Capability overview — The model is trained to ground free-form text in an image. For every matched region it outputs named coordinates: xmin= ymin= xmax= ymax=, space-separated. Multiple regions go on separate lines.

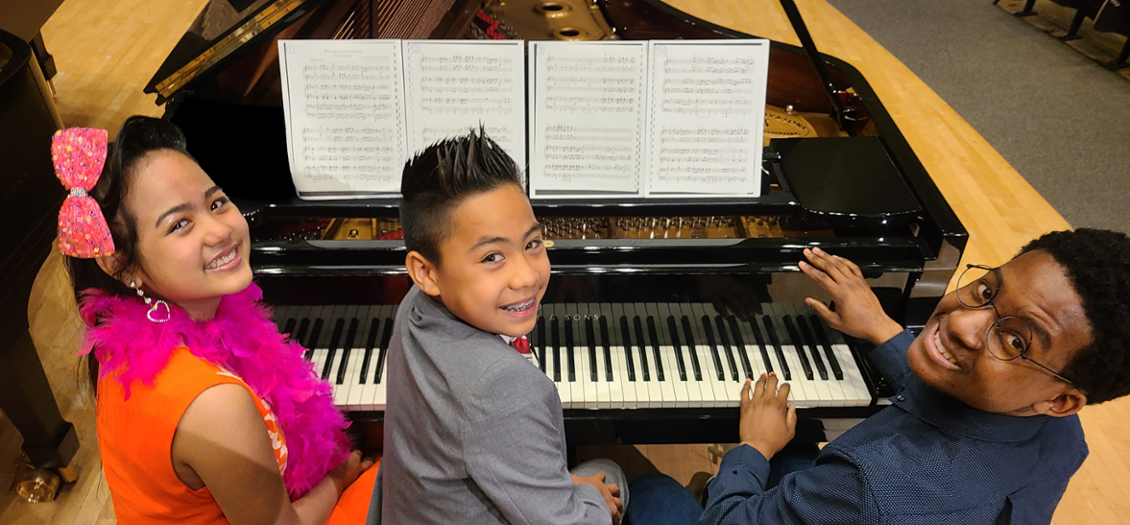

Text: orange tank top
xmin=97 ymin=346 xmax=288 ymax=525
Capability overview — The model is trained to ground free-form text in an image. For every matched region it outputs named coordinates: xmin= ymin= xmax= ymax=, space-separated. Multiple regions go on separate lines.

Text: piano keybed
xmin=274 ymin=301 xmax=877 ymax=414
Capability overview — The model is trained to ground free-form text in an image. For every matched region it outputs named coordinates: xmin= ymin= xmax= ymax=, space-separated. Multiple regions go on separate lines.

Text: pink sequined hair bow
xmin=52 ymin=128 xmax=115 ymax=258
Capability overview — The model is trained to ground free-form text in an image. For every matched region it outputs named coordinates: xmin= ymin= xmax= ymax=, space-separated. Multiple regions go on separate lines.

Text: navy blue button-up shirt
xmin=701 ymin=330 xmax=1087 ymax=524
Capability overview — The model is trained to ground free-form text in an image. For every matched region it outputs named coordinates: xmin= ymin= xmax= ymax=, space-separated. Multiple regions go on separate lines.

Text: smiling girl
xmin=59 ymin=117 xmax=376 ymax=525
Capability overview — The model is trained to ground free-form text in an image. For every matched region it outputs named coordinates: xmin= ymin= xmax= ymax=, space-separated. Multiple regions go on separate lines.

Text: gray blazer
xmin=375 ymin=286 xmax=611 ymax=525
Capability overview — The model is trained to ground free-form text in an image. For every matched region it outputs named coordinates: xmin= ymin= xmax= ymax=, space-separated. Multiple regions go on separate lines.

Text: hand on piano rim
xmin=799 ymin=247 xmax=905 ymax=346
xmin=738 ymin=373 xmax=797 ymax=462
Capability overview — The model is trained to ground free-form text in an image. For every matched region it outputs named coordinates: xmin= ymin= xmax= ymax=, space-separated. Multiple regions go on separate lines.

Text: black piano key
xmin=646 ymin=317 xmax=664 ymax=382
xmin=619 ymin=316 xmax=636 ymax=382
xmin=337 ymin=318 xmax=360 ymax=385
xmin=633 ymin=316 xmax=651 ymax=382
xmin=701 ymin=315 xmax=725 ymax=381
xmin=681 ymin=316 xmax=703 ymax=381
xmin=726 ymin=316 xmax=754 ymax=380
xmin=552 ymin=316 xmax=562 ymax=382
xmin=537 ymin=316 xmax=548 ymax=374
xmin=667 ymin=317 xmax=687 ymax=381
xmin=782 ymin=316 xmax=813 ymax=381
xmin=297 ymin=318 xmax=313 ymax=360
xmin=809 ymin=315 xmax=844 ymax=380
xmin=323 ymin=318 xmax=345 ymax=380
xmin=748 ymin=317 xmax=774 ymax=375
xmin=282 ymin=318 xmax=296 ymax=341
xmin=761 ymin=316 xmax=791 ymax=381
xmin=715 ymin=316 xmax=739 ymax=381
xmin=599 ymin=316 xmax=613 ymax=382
xmin=585 ymin=318 xmax=598 ymax=382
xmin=375 ymin=316 xmax=394 ymax=383
xmin=796 ymin=316 xmax=828 ymax=381
xmin=359 ymin=318 xmax=380 ymax=385
xmin=565 ymin=318 xmax=576 ymax=382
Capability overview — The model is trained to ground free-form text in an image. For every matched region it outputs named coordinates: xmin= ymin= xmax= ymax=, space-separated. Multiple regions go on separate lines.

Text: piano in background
xmin=144 ymin=0 xmax=968 ymax=445
xmin=0 ymin=27 xmax=76 ymax=470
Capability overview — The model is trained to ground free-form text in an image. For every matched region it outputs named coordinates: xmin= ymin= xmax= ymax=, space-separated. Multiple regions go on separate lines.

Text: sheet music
xmin=646 ymin=40 xmax=769 ymax=197
xmin=402 ymin=40 xmax=526 ymax=171
xmin=528 ymin=41 xmax=647 ymax=198
xmin=279 ymin=40 xmax=407 ymax=199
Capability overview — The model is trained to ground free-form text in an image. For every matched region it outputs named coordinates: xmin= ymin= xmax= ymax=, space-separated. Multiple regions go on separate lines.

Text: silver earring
xmin=132 ymin=281 xmax=170 ymax=323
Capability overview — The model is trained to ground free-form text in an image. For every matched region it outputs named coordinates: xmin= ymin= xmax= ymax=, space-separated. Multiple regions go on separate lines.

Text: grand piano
xmin=144 ymin=0 xmax=968 ymax=445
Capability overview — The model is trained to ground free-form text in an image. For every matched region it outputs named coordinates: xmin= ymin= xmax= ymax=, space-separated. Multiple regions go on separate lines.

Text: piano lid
xmin=144 ymin=0 xmax=463 ymax=104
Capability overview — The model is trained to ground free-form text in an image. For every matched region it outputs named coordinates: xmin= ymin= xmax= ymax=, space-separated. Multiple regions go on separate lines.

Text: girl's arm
xmin=171 ymin=384 xmax=366 ymax=525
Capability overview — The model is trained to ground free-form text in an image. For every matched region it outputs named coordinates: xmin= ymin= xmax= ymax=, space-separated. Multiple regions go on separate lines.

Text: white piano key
xmin=611 ymin=303 xmax=641 ymax=409
xmin=687 ymin=303 xmax=733 ymax=407
xmin=786 ymin=304 xmax=847 ymax=407
xmin=587 ymin=303 xmax=613 ymax=410
xmin=598 ymin=304 xmax=626 ymax=409
xmin=630 ymin=303 xmax=665 ymax=409
xmin=659 ymin=303 xmax=700 ymax=408
xmin=644 ymin=303 xmax=679 ymax=409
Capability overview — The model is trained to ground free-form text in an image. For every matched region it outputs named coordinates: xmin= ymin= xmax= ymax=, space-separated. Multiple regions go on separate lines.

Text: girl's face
xmin=121 ymin=150 xmax=252 ymax=320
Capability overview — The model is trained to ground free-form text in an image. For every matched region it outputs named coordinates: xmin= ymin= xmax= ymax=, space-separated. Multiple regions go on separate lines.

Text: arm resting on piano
xmin=701 ymin=445 xmax=873 ymax=524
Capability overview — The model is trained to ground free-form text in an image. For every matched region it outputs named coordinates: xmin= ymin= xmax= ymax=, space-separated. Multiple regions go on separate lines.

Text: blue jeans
xmin=623 ymin=474 xmax=703 ymax=525
xmin=623 ymin=443 xmax=820 ymax=525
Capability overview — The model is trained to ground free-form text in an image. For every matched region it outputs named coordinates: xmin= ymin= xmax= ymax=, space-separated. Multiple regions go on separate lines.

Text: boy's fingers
xmin=765 ymin=372 xmax=779 ymax=393
xmin=786 ymin=404 xmax=798 ymax=429
xmin=594 ymin=472 xmax=606 ymax=482
xmin=607 ymin=483 xmax=620 ymax=497
xmin=741 ymin=378 xmax=753 ymax=403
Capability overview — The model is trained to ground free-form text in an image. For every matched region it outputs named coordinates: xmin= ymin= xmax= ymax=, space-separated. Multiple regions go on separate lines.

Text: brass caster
xmin=15 ymin=468 xmax=61 ymax=503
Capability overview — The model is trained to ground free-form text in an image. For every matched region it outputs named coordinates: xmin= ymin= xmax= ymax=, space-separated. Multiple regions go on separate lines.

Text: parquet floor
xmin=1 ymin=0 xmax=1126 ymax=522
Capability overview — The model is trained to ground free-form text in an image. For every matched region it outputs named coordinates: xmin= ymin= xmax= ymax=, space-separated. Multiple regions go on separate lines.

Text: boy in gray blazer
xmin=375 ymin=130 xmax=627 ymax=525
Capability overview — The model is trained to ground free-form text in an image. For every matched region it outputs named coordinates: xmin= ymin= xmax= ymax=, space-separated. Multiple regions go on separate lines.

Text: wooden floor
xmin=1 ymin=0 xmax=1127 ymax=522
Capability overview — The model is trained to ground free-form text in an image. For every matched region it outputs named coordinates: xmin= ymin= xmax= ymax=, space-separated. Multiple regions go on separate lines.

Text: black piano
xmin=145 ymin=0 xmax=968 ymax=446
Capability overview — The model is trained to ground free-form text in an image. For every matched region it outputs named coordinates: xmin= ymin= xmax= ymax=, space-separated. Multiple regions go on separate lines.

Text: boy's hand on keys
xmin=572 ymin=471 xmax=623 ymax=524
xmin=739 ymin=374 xmax=797 ymax=461
xmin=799 ymin=247 xmax=904 ymax=346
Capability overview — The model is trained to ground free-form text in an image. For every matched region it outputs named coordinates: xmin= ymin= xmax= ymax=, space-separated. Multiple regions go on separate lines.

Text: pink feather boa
xmin=79 ymin=283 xmax=351 ymax=499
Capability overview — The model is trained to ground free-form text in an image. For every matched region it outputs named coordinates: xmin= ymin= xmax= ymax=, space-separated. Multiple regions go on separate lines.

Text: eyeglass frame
xmin=956 ymin=264 xmax=1078 ymax=388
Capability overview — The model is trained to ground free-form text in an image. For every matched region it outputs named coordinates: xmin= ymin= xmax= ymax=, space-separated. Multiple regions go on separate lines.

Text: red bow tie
xmin=510 ymin=336 xmax=531 ymax=354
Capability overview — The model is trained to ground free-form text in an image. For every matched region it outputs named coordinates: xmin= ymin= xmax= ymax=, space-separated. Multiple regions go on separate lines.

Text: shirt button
xmin=896 ymin=395 xmax=905 ymax=401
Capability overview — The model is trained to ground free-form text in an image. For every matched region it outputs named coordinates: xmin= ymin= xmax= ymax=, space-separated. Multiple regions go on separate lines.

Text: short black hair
xmin=1020 ymin=228 xmax=1130 ymax=404
xmin=399 ymin=128 xmax=523 ymax=266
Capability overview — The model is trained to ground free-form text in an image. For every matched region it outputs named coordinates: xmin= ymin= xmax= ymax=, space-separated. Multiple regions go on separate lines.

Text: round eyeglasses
xmin=955 ymin=264 xmax=1077 ymax=387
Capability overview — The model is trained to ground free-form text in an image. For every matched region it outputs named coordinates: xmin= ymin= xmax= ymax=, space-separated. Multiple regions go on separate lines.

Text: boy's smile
xmin=418 ymin=184 xmax=550 ymax=338
xmin=907 ymin=251 xmax=1091 ymax=415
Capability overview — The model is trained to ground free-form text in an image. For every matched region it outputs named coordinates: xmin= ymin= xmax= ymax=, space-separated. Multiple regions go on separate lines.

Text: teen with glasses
xmin=625 ymin=229 xmax=1130 ymax=525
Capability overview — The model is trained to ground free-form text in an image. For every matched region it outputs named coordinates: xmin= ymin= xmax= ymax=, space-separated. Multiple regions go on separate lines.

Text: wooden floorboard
xmin=2 ymin=0 xmax=1125 ymax=522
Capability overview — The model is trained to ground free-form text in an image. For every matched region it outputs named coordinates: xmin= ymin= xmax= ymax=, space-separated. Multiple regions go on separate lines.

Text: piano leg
xmin=0 ymin=330 xmax=78 ymax=469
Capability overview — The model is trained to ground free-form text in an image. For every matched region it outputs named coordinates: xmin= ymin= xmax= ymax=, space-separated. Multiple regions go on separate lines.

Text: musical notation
xmin=530 ymin=41 xmax=648 ymax=197
xmin=647 ymin=41 xmax=768 ymax=195
xmin=280 ymin=40 xmax=407 ymax=198
xmin=403 ymin=41 xmax=526 ymax=169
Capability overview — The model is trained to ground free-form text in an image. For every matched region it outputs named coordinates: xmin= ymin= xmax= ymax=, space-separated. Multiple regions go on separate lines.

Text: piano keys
xmin=276 ymin=301 xmax=881 ymax=415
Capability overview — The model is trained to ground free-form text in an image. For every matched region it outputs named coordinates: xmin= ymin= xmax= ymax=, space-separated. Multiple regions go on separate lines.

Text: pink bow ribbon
xmin=52 ymin=128 xmax=115 ymax=258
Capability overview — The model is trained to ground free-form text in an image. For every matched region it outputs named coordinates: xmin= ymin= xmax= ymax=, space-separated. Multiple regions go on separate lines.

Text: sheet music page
xmin=528 ymin=41 xmax=647 ymax=199
xmin=402 ymin=40 xmax=526 ymax=171
xmin=646 ymin=40 xmax=770 ymax=197
xmin=278 ymin=39 xmax=407 ymax=200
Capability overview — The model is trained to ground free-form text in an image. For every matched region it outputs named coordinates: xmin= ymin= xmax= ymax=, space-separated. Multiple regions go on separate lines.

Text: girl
xmin=58 ymin=116 xmax=377 ymax=525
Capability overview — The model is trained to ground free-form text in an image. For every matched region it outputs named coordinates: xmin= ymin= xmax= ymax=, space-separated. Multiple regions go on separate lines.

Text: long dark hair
xmin=65 ymin=116 xmax=193 ymax=392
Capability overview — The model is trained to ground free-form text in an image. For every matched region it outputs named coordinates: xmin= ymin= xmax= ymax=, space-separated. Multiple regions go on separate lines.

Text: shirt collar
xmin=894 ymin=375 xmax=1049 ymax=443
